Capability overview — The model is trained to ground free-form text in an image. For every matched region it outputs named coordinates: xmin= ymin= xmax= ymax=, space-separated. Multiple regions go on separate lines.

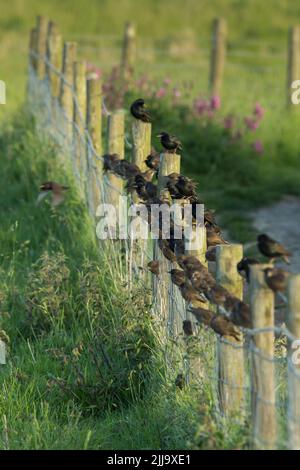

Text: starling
xmin=130 ymin=98 xmax=151 ymax=123
xmin=257 ymin=234 xmax=291 ymax=264
xmin=175 ymin=373 xmax=185 ymax=389
xmin=183 ymin=320 xmax=194 ymax=336
xmin=147 ymin=260 xmax=160 ymax=276
xmin=190 ymin=268 xmax=215 ymax=292
xmin=210 ymin=315 xmax=241 ymax=341
xmin=169 ymin=268 xmax=185 ymax=287
xmin=180 ymin=282 xmax=207 ymax=304
xmin=229 ymin=300 xmax=251 ymax=328
xmin=206 ymin=284 xmax=228 ymax=307
xmin=157 ymin=132 xmax=182 ymax=154
xmin=264 ymin=267 xmax=289 ymax=293
xmin=113 ymin=160 xmax=141 ymax=179
xmin=205 ymin=247 xmax=217 ymax=262
xmin=188 ymin=306 xmax=214 ymax=326
xmin=177 ymin=254 xmax=203 ymax=272
xmin=206 ymin=225 xmax=229 ymax=247
xmin=103 ymin=153 xmax=120 ymax=172
xmin=145 ymin=147 xmax=160 ymax=171
xmin=237 ymin=257 xmax=260 ymax=282
xmin=165 ymin=173 xmax=197 ymax=199
xmin=204 ymin=209 xmax=217 ymax=227
xmin=126 ymin=174 xmax=157 ymax=201
xmin=37 ymin=182 xmax=69 ymax=207
xmin=158 ymin=238 xmax=177 ymax=262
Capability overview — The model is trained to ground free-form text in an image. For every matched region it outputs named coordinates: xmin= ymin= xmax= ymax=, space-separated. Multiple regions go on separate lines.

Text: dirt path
xmin=251 ymin=195 xmax=300 ymax=273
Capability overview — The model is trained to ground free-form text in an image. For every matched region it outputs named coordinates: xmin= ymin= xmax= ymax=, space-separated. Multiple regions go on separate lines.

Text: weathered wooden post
xmin=287 ymin=274 xmax=300 ymax=450
xmin=29 ymin=28 xmax=38 ymax=72
xmin=86 ymin=77 xmax=103 ymax=216
xmin=36 ymin=15 xmax=48 ymax=80
xmin=107 ymin=110 xmax=125 ymax=210
xmin=216 ymin=244 xmax=245 ymax=416
xmin=287 ymin=26 xmax=300 ymax=107
xmin=209 ymin=18 xmax=227 ymax=98
xmin=250 ymin=264 xmax=276 ymax=449
xmin=46 ymin=22 xmax=62 ymax=98
xmin=155 ymin=153 xmax=181 ymax=338
xmin=59 ymin=42 xmax=77 ymax=143
xmin=73 ymin=61 xmax=87 ymax=189
xmin=121 ymin=22 xmax=136 ymax=82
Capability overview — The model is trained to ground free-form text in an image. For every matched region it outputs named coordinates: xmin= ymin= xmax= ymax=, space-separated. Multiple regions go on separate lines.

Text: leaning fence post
xmin=46 ymin=22 xmax=62 ymax=99
xmin=250 ymin=264 xmax=276 ymax=449
xmin=59 ymin=42 xmax=77 ymax=143
xmin=209 ymin=18 xmax=226 ymax=98
xmin=86 ymin=77 xmax=103 ymax=217
xmin=73 ymin=61 xmax=87 ymax=190
xmin=287 ymin=274 xmax=300 ymax=450
xmin=121 ymin=22 xmax=136 ymax=82
xmin=216 ymin=244 xmax=245 ymax=416
xmin=287 ymin=26 xmax=300 ymax=107
xmin=36 ymin=15 xmax=48 ymax=80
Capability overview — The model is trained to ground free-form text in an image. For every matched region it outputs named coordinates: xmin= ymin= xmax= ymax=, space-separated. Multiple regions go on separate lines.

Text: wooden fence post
xmin=86 ymin=77 xmax=103 ymax=216
xmin=59 ymin=42 xmax=77 ymax=143
xmin=209 ymin=18 xmax=226 ymax=97
xmin=287 ymin=274 xmax=300 ymax=450
xmin=155 ymin=153 xmax=181 ymax=338
xmin=36 ymin=15 xmax=48 ymax=80
xmin=29 ymin=28 xmax=37 ymax=72
xmin=46 ymin=22 xmax=62 ymax=98
xmin=121 ymin=22 xmax=136 ymax=81
xmin=107 ymin=110 xmax=125 ymax=211
xmin=287 ymin=26 xmax=300 ymax=107
xmin=73 ymin=61 xmax=87 ymax=192
xmin=250 ymin=264 xmax=276 ymax=449
xmin=216 ymin=244 xmax=245 ymax=416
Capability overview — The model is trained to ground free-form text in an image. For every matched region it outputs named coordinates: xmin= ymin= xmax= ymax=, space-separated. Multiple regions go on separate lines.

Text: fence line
xmin=24 ymin=15 xmax=300 ymax=450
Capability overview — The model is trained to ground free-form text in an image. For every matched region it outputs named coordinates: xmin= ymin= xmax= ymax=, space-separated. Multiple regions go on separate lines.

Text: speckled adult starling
xmin=130 ymin=98 xmax=151 ymax=122
xmin=145 ymin=147 xmax=160 ymax=171
xmin=113 ymin=160 xmax=141 ymax=179
xmin=166 ymin=173 xmax=197 ymax=199
xmin=37 ymin=182 xmax=69 ymax=207
xmin=206 ymin=225 xmax=229 ymax=248
xmin=188 ymin=306 xmax=214 ymax=326
xmin=263 ymin=267 xmax=290 ymax=293
xmin=237 ymin=257 xmax=260 ymax=282
xmin=210 ymin=315 xmax=241 ymax=341
xmin=257 ymin=234 xmax=291 ymax=264
xmin=147 ymin=260 xmax=160 ymax=276
xmin=103 ymin=153 xmax=120 ymax=172
xmin=157 ymin=132 xmax=182 ymax=153
xmin=169 ymin=268 xmax=185 ymax=287
xmin=183 ymin=320 xmax=194 ymax=336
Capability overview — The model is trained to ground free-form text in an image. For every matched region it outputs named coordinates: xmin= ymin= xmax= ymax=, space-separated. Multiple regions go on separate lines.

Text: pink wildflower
xmin=210 ymin=95 xmax=221 ymax=110
xmin=155 ymin=87 xmax=167 ymax=99
xmin=253 ymin=140 xmax=264 ymax=154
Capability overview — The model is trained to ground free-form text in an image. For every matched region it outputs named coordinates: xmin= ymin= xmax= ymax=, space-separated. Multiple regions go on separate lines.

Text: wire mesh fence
xmin=24 ymin=15 xmax=300 ymax=450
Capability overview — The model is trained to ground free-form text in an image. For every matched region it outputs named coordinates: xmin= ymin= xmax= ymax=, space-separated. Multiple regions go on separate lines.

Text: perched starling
xmin=169 ymin=268 xmax=185 ymax=287
xmin=183 ymin=320 xmax=194 ymax=336
xmin=158 ymin=238 xmax=177 ymax=262
xmin=37 ymin=182 xmax=69 ymax=207
xmin=175 ymin=373 xmax=185 ymax=389
xmin=126 ymin=174 xmax=157 ymax=201
xmin=204 ymin=209 xmax=217 ymax=227
xmin=210 ymin=315 xmax=241 ymax=341
xmin=264 ymin=267 xmax=289 ymax=293
xmin=157 ymin=132 xmax=182 ymax=154
xmin=130 ymin=98 xmax=151 ymax=123
xmin=177 ymin=254 xmax=203 ymax=272
xmin=229 ymin=300 xmax=251 ymax=328
xmin=113 ymin=160 xmax=141 ymax=179
xmin=166 ymin=173 xmax=197 ymax=199
xmin=237 ymin=257 xmax=260 ymax=282
xmin=145 ymin=147 xmax=160 ymax=171
xmin=103 ymin=153 xmax=120 ymax=172
xmin=205 ymin=247 xmax=217 ymax=262
xmin=257 ymin=234 xmax=291 ymax=264
xmin=206 ymin=285 xmax=228 ymax=306
xmin=190 ymin=269 xmax=215 ymax=292
xmin=180 ymin=282 xmax=207 ymax=304
xmin=188 ymin=306 xmax=214 ymax=326
xmin=206 ymin=225 xmax=229 ymax=248
xmin=147 ymin=260 xmax=160 ymax=276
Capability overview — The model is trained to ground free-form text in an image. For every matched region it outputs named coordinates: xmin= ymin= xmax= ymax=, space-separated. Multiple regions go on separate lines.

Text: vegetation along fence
xmin=20 ymin=15 xmax=300 ymax=450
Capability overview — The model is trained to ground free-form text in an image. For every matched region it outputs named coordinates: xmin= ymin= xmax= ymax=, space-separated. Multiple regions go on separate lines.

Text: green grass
xmin=0 ymin=109 xmax=250 ymax=449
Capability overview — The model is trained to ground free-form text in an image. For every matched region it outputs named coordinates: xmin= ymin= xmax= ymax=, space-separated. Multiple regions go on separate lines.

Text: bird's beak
xmin=156 ymin=133 xmax=162 ymax=138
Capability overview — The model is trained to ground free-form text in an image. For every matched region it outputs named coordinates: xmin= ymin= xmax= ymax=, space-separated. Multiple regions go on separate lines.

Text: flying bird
xmin=157 ymin=132 xmax=182 ymax=153
xmin=37 ymin=182 xmax=69 ymax=207
xmin=257 ymin=234 xmax=291 ymax=264
xmin=130 ymin=98 xmax=151 ymax=123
